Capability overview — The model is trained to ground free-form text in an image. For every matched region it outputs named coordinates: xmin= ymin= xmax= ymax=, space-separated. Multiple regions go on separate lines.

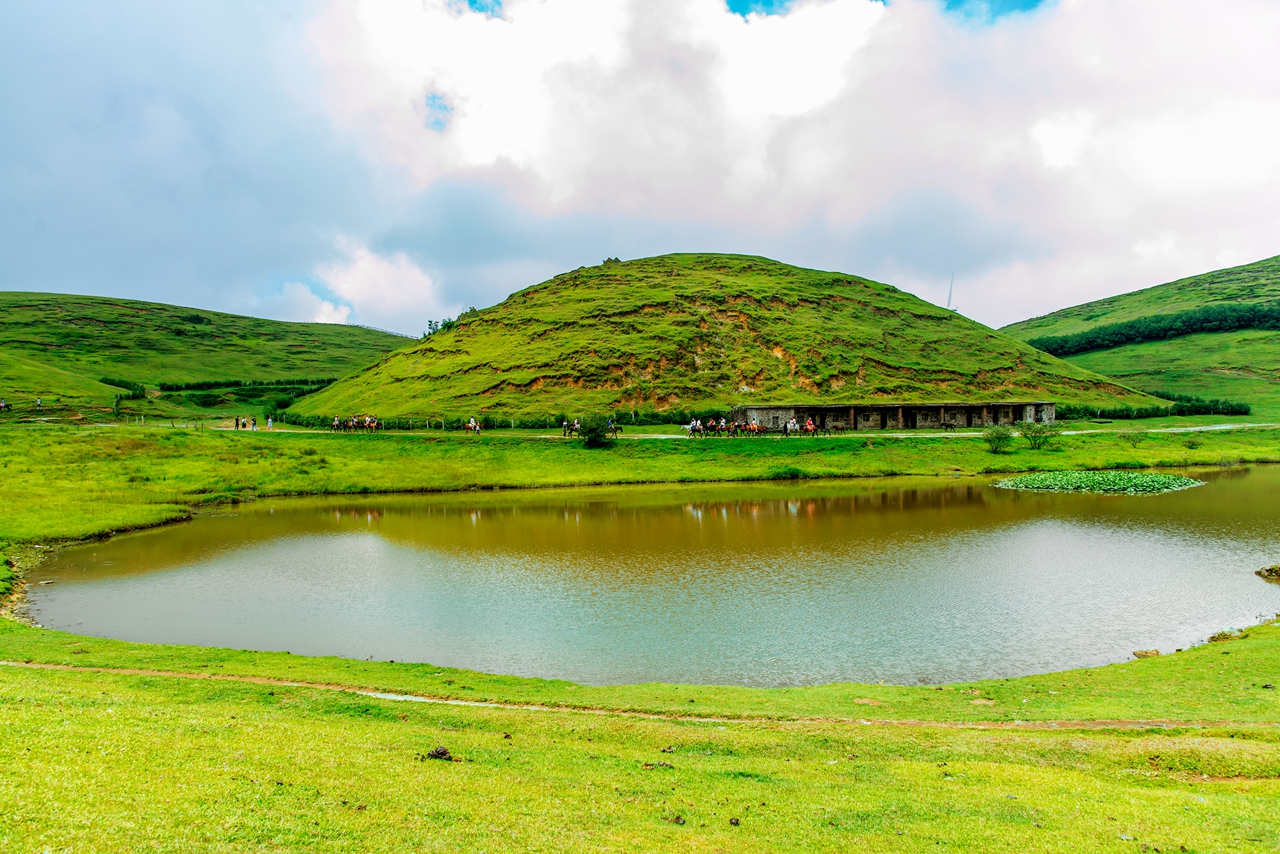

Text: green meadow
xmin=0 ymin=291 xmax=408 ymax=420
xmin=1003 ymin=255 xmax=1280 ymax=420
xmin=2 ymin=423 xmax=1280 ymax=851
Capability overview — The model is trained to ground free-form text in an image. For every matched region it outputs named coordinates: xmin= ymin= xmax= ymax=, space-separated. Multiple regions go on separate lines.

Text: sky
xmin=2 ymin=0 xmax=1278 ymax=335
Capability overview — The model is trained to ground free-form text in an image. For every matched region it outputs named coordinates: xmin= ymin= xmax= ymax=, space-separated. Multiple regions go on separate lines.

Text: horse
xmin=940 ymin=422 xmax=957 ymax=432
xmin=606 ymin=423 xmax=623 ymax=439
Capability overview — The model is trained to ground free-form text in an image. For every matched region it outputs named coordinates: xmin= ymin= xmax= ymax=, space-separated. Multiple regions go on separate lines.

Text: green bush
xmin=1116 ymin=427 xmax=1147 ymax=449
xmin=1017 ymin=420 xmax=1062 ymax=450
xmin=983 ymin=424 xmax=1013 ymax=454
xmin=580 ymin=414 xmax=612 ymax=448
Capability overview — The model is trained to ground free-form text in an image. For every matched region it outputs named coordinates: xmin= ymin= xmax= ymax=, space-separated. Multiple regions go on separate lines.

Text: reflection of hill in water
xmin=36 ymin=467 xmax=1278 ymax=588
xmin=27 ymin=467 xmax=1280 ymax=687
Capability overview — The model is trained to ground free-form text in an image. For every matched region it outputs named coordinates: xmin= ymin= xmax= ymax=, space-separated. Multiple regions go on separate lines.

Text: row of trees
xmin=1027 ymin=303 xmax=1280 ymax=357
xmin=157 ymin=377 xmax=336 ymax=392
xmin=1057 ymin=394 xmax=1250 ymax=421
xmin=269 ymin=408 xmax=736 ymax=431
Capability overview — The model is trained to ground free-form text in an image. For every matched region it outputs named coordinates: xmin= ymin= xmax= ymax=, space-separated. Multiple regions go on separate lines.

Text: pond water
xmin=27 ymin=467 xmax=1280 ymax=687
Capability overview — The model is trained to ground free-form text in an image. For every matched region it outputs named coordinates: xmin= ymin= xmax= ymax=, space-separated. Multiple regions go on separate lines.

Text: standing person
xmin=251 ymin=417 xmax=258 ymax=431
xmin=267 ymin=415 xmax=273 ymax=430
xmin=36 ymin=397 xmax=42 ymax=409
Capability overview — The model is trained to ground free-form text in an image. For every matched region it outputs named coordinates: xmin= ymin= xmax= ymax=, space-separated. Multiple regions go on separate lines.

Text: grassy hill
xmin=1002 ymin=255 xmax=1280 ymax=418
xmin=0 ymin=292 xmax=409 ymax=418
xmin=294 ymin=253 xmax=1154 ymax=421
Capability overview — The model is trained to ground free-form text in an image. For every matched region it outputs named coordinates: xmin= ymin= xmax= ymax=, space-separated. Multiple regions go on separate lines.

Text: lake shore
xmin=3 ymin=423 xmax=1280 ymax=851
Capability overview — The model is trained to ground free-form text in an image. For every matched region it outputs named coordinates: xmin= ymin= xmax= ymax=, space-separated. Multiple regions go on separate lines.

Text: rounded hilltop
xmin=294 ymin=253 xmax=1156 ymax=419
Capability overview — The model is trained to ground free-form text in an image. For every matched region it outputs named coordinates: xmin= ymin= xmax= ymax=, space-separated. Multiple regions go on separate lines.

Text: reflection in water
xmin=28 ymin=469 xmax=1280 ymax=686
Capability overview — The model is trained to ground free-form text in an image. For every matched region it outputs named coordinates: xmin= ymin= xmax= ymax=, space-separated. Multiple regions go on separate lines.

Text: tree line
xmin=1057 ymin=392 xmax=1250 ymax=421
xmin=157 ymin=378 xmax=336 ymax=392
xmin=1027 ymin=303 xmax=1280 ymax=357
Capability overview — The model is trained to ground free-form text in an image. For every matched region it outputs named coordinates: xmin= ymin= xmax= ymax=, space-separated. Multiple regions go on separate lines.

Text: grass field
xmin=1003 ymin=255 xmax=1280 ymax=340
xmin=3 ymin=421 xmax=1280 ymax=542
xmin=3 ymin=424 xmax=1280 ymax=851
xmin=0 ymin=292 xmax=409 ymax=419
xmin=1067 ymin=330 xmax=1280 ymax=419
xmin=1001 ymin=256 xmax=1280 ymax=419
xmin=296 ymin=254 xmax=1155 ymax=421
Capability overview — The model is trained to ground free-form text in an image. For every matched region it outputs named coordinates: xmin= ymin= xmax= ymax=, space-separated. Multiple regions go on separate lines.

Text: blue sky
xmin=2 ymin=0 xmax=1277 ymax=333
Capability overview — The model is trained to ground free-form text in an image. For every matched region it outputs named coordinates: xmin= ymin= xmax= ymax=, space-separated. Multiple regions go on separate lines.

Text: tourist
xmin=36 ymin=397 xmax=42 ymax=409
xmin=266 ymin=416 xmax=273 ymax=430
xmin=251 ymin=417 xmax=258 ymax=431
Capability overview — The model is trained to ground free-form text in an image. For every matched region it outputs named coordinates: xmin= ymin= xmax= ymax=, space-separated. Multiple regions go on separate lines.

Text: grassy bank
xmin=4 ymin=422 xmax=1280 ymax=542
xmin=3 ymin=423 xmax=1280 ymax=851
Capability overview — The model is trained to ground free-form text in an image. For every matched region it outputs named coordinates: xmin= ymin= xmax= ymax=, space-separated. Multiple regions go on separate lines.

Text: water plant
xmin=994 ymin=470 xmax=1204 ymax=495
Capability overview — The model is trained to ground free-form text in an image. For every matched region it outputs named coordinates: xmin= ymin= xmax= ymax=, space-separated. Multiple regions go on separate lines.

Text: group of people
xmin=682 ymin=416 xmax=837 ymax=437
xmin=684 ymin=417 xmax=767 ymax=437
xmin=234 ymin=416 xmax=268 ymax=430
xmin=331 ymin=415 xmax=381 ymax=432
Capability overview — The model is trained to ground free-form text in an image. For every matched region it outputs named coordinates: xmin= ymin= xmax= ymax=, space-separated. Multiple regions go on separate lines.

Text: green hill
xmin=0 ymin=292 xmax=409 ymax=418
xmin=1001 ymin=255 xmax=1280 ymax=418
xmin=294 ymin=253 xmax=1154 ymax=421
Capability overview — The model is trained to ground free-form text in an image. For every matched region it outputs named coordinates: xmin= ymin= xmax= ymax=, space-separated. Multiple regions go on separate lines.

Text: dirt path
xmin=3 ymin=659 xmax=1275 ymax=731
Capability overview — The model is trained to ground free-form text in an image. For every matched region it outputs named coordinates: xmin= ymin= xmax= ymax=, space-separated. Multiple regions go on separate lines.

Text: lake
xmin=26 ymin=467 xmax=1280 ymax=687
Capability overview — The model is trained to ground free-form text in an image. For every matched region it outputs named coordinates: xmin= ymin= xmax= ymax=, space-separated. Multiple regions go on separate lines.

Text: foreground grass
xmin=3 ymin=423 xmax=1280 ymax=850
xmin=1 ymin=621 xmax=1279 ymax=852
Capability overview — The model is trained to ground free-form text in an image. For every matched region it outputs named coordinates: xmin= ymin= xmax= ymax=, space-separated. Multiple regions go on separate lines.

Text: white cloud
xmin=256 ymin=281 xmax=352 ymax=325
xmin=315 ymin=237 xmax=458 ymax=333
xmin=309 ymin=0 xmax=1280 ymax=326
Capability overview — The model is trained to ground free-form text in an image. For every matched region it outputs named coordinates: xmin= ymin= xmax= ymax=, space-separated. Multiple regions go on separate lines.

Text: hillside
xmin=0 ymin=292 xmax=409 ymax=417
xmin=294 ymin=254 xmax=1154 ymax=420
xmin=1003 ymin=254 xmax=1280 ymax=340
xmin=1001 ymin=255 xmax=1280 ymax=418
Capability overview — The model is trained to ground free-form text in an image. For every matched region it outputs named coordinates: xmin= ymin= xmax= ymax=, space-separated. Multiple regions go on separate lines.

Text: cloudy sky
xmin=2 ymin=0 xmax=1278 ymax=335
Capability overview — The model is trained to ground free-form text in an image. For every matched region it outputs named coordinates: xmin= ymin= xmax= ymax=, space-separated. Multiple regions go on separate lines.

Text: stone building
xmin=730 ymin=401 xmax=1055 ymax=431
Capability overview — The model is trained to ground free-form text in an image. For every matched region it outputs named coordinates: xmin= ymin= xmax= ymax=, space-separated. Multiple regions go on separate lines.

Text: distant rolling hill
xmin=1002 ymin=255 xmax=1280 ymax=418
xmin=0 ymin=292 xmax=409 ymax=418
xmin=293 ymin=253 xmax=1154 ymax=421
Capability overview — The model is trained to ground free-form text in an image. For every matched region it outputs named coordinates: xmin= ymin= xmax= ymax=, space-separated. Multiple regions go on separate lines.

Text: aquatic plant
xmin=994 ymin=470 xmax=1204 ymax=495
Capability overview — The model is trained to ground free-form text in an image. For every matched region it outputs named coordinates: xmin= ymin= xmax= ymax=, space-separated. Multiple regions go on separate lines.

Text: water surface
xmin=28 ymin=468 xmax=1280 ymax=686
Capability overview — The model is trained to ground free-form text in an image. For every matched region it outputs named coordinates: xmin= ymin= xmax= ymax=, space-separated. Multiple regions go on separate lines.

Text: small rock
xmin=425 ymin=746 xmax=452 ymax=761
xmin=669 ymin=815 xmax=685 ymax=825
xmin=1132 ymin=649 xmax=1160 ymax=659
xmin=1263 ymin=684 xmax=1275 ymax=690
xmin=503 ymin=732 xmax=512 ymax=739
xmin=730 ymin=817 xmax=740 ymax=826
xmin=660 ymin=746 xmax=674 ymax=753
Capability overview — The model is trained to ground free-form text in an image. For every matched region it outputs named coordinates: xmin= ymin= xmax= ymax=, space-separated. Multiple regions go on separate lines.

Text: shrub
xmin=580 ymin=414 xmax=612 ymax=448
xmin=1016 ymin=420 xmax=1062 ymax=450
xmin=983 ymin=424 xmax=1013 ymax=454
xmin=1116 ymin=427 xmax=1147 ymax=449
